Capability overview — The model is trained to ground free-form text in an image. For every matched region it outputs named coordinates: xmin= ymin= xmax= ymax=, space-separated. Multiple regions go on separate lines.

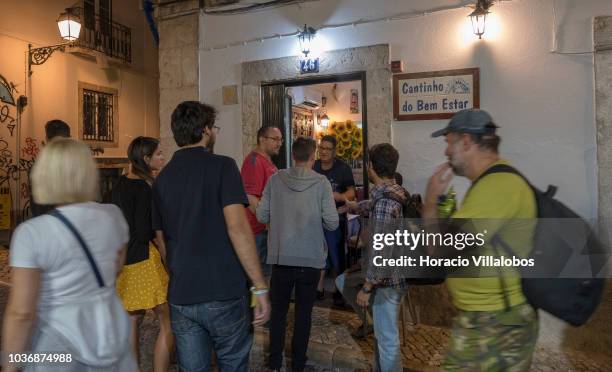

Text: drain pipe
xmin=143 ymin=0 xmax=159 ymax=47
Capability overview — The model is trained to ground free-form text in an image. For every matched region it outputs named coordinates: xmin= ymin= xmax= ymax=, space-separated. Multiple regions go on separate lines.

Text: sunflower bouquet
xmin=326 ymin=119 xmax=362 ymax=161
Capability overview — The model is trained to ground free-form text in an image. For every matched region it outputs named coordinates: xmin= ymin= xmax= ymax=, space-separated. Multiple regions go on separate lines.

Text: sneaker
xmin=351 ymin=324 xmax=374 ymax=339
xmin=316 ymin=290 xmax=324 ymax=300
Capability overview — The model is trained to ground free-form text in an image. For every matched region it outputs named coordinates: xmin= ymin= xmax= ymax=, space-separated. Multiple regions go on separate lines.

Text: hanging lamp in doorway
xmin=319 ymin=94 xmax=329 ymax=131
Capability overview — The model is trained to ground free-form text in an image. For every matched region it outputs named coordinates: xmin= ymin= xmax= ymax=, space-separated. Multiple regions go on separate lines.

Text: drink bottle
xmin=437 ymin=186 xmax=456 ymax=218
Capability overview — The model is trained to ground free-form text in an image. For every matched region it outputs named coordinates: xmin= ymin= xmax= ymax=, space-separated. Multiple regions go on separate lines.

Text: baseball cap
xmin=431 ymin=109 xmax=498 ymax=138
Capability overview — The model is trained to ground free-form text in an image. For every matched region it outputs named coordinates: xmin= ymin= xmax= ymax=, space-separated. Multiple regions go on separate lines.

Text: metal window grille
xmin=82 ymin=89 xmax=114 ymax=142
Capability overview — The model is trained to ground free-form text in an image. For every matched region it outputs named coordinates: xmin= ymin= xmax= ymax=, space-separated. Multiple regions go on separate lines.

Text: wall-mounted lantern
xmin=469 ymin=0 xmax=493 ymax=39
xmin=28 ymin=7 xmax=82 ymax=76
xmin=57 ymin=7 xmax=82 ymax=41
xmin=298 ymin=24 xmax=316 ymax=58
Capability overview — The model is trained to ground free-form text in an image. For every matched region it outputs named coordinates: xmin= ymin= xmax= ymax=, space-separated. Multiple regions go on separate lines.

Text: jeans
xmin=169 ymin=295 xmax=252 ymax=372
xmin=336 ymin=273 xmax=406 ymax=372
xmin=255 ymin=230 xmax=270 ymax=277
xmin=269 ymin=265 xmax=319 ymax=372
xmin=324 ymin=219 xmax=347 ymax=274
xmin=372 ymin=287 xmax=407 ymax=372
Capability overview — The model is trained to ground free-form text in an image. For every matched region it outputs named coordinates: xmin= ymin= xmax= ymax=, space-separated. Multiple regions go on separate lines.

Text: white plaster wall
xmin=200 ymin=0 xmax=612 ymax=221
xmin=316 ymin=81 xmax=363 ymax=125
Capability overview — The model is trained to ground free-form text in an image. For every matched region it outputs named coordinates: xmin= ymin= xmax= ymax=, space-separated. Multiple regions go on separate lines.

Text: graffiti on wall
xmin=0 ymin=74 xmax=41 ymax=225
xmin=0 ymin=105 xmax=16 ymax=136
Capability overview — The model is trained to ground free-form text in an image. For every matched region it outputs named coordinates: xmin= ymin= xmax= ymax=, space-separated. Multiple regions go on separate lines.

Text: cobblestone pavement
xmin=1 ymin=248 xmax=611 ymax=371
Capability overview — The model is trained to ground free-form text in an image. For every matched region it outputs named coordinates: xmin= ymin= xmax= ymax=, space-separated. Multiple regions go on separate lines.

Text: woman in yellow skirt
xmin=112 ymin=136 xmax=173 ymax=372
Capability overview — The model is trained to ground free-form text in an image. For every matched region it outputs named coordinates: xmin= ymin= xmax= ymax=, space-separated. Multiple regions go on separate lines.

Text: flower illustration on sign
xmin=450 ymin=79 xmax=470 ymax=94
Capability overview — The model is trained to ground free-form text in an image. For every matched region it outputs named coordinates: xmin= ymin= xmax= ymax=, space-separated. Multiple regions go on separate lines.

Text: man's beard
xmin=449 ymin=160 xmax=464 ymax=176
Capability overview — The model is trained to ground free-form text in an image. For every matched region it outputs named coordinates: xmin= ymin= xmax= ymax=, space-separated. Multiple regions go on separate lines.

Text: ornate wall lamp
xmin=28 ymin=7 xmax=82 ymax=76
xmin=469 ymin=0 xmax=493 ymax=39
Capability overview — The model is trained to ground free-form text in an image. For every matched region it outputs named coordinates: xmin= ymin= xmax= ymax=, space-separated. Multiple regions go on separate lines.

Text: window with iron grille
xmin=79 ymin=82 xmax=118 ymax=148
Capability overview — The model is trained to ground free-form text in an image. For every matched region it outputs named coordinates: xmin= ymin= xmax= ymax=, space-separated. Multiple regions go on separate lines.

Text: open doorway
xmin=261 ymin=72 xmax=368 ymax=195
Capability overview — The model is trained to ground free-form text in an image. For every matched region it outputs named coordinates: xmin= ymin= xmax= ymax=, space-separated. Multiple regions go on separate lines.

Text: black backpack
xmin=479 ymin=164 xmax=605 ymax=326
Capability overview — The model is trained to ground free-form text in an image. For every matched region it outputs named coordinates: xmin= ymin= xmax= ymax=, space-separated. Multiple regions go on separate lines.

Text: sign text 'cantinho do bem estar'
xmin=393 ymin=68 xmax=480 ymax=121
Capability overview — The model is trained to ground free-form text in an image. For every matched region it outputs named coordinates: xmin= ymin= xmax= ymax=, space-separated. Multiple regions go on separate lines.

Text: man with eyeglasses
xmin=313 ymin=135 xmax=356 ymax=307
xmin=241 ymin=126 xmax=282 ymax=277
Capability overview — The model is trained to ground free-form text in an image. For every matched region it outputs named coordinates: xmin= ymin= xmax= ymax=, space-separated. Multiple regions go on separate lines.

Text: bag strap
xmin=471 ymin=164 xmax=524 ymax=312
xmin=49 ymin=209 xmax=106 ymax=288
xmin=465 ymin=164 xmax=524 ymax=202
xmin=490 ymin=235 xmax=516 ymax=312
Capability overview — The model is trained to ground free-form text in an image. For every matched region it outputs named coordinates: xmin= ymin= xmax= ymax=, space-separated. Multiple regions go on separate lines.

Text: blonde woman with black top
xmin=112 ymin=136 xmax=173 ymax=371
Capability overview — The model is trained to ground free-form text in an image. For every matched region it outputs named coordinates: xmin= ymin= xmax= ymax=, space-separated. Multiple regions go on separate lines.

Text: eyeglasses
xmin=213 ymin=125 xmax=221 ymax=133
xmin=264 ymin=136 xmax=283 ymax=143
xmin=318 ymin=146 xmax=335 ymax=152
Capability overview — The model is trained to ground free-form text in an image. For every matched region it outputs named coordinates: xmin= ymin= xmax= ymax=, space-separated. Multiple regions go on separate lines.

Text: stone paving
xmin=1 ymin=248 xmax=612 ymax=371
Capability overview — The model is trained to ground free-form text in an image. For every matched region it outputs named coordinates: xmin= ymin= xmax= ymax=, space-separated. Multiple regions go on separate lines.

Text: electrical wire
xmin=200 ymin=1 xmax=485 ymax=51
xmin=203 ymin=0 xmax=319 ymax=15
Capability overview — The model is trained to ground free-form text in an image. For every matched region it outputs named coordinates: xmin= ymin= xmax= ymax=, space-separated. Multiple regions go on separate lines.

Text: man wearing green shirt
xmin=424 ymin=109 xmax=539 ymax=371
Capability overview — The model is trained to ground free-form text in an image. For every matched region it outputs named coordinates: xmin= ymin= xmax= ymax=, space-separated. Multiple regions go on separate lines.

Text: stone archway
xmin=240 ymin=44 xmax=392 ymax=158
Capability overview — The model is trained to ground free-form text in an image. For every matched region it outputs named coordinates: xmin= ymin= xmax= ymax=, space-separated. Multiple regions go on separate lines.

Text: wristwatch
xmin=360 ymin=286 xmax=373 ymax=294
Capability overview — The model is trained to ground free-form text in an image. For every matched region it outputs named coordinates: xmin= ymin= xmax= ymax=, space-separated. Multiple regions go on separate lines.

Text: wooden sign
xmin=393 ymin=68 xmax=480 ymax=121
xmin=222 ymin=85 xmax=238 ymax=105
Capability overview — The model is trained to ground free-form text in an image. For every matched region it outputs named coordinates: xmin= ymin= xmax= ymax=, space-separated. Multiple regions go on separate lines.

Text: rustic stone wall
xmin=241 ymin=44 xmax=392 ymax=159
xmin=581 ymin=15 xmax=612 ymax=356
xmin=157 ymin=1 xmax=200 ymax=158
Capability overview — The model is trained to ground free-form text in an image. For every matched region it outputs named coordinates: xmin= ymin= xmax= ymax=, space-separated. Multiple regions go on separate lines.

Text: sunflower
xmin=336 ymin=141 xmax=347 ymax=154
xmin=330 ymin=122 xmax=338 ymax=132
xmin=351 ymin=148 xmax=362 ymax=159
xmin=340 ymin=131 xmax=351 ymax=142
xmin=355 ymin=129 xmax=363 ymax=140
xmin=345 ymin=120 xmax=355 ymax=133
xmin=336 ymin=122 xmax=346 ymax=133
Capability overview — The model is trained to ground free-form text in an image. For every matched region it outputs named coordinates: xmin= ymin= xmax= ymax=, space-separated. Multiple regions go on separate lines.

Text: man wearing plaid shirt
xmin=337 ymin=143 xmax=409 ymax=372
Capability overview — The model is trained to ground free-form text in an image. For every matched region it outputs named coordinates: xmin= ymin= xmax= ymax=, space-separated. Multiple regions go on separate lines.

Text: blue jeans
xmin=372 ymin=287 xmax=407 ymax=372
xmin=324 ymin=218 xmax=346 ymax=274
xmin=255 ymin=230 xmax=270 ymax=277
xmin=169 ymin=296 xmax=252 ymax=372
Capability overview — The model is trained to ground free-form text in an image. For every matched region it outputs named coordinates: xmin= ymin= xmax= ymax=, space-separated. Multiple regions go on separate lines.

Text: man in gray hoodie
xmin=256 ymin=137 xmax=338 ymax=372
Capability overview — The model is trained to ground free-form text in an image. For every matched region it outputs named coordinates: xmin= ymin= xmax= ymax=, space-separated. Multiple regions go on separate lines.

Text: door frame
xmin=261 ymin=71 xmax=369 ymax=194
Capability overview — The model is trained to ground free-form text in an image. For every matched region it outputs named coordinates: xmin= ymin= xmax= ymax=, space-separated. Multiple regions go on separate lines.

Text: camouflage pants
xmin=443 ymin=303 xmax=539 ymax=372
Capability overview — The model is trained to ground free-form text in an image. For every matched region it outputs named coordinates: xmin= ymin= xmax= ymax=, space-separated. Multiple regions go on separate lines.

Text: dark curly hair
xmin=368 ymin=143 xmax=399 ymax=179
xmin=171 ymin=101 xmax=217 ymax=147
